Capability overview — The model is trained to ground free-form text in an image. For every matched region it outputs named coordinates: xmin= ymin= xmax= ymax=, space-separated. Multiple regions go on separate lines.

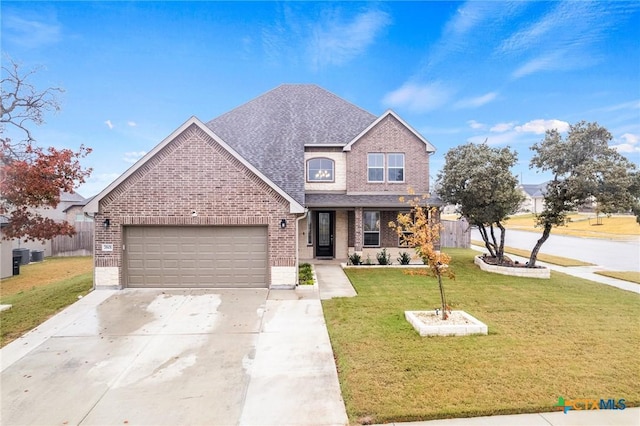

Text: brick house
xmin=85 ymin=85 xmax=439 ymax=289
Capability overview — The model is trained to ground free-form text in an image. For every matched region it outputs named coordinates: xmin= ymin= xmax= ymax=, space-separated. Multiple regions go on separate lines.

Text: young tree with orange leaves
xmin=1 ymin=59 xmax=92 ymax=241
xmin=390 ymin=192 xmax=454 ymax=320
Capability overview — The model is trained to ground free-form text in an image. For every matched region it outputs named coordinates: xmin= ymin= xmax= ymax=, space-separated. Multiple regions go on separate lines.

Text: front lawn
xmin=322 ymin=249 xmax=640 ymax=424
xmin=0 ymin=257 xmax=93 ymax=347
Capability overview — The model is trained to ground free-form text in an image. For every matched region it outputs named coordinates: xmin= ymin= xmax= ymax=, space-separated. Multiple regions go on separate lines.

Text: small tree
xmin=1 ymin=59 xmax=92 ymax=241
xmin=389 ymin=192 xmax=454 ymax=320
xmin=436 ymin=143 xmax=524 ymax=264
xmin=528 ymin=121 xmax=639 ymax=267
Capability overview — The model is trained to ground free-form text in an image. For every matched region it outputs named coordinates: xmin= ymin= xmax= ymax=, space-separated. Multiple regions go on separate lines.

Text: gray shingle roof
xmin=305 ymin=193 xmax=443 ymax=208
xmin=206 ymin=84 xmax=377 ymax=205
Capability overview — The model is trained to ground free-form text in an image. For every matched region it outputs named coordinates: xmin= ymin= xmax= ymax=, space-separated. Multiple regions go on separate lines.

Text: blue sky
xmin=2 ymin=1 xmax=639 ymax=197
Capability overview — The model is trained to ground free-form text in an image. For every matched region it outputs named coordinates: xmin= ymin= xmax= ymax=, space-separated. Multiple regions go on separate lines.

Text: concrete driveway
xmin=1 ymin=287 xmax=348 ymax=425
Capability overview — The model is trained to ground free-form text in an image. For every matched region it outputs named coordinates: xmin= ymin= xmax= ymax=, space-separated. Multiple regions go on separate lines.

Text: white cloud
xmin=123 ymin=151 xmax=147 ymax=164
xmin=515 ymin=119 xmax=569 ymax=134
xmin=309 ymin=9 xmax=391 ymax=68
xmin=490 ymin=122 xmax=516 ymax=133
xmin=382 ymin=81 xmax=453 ymax=113
xmin=454 ymin=92 xmax=497 ymax=109
xmin=612 ymin=133 xmax=640 ymax=153
xmin=105 ymin=120 xmax=114 ymax=130
xmin=78 ymin=172 xmax=121 ymax=197
xmin=511 ymin=51 xmax=569 ymax=79
xmin=127 ymin=121 xmax=137 ymax=127
xmin=2 ymin=13 xmax=62 ymax=49
xmin=500 ymin=2 xmax=639 ymax=79
xmin=468 ymin=120 xmax=485 ymax=130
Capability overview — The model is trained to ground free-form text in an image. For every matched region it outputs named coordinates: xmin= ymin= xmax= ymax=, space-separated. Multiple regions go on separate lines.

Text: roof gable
xmin=343 ymin=110 xmax=435 ymax=152
xmin=84 ymin=117 xmax=304 ymax=214
xmin=206 ymin=84 xmax=377 ymax=205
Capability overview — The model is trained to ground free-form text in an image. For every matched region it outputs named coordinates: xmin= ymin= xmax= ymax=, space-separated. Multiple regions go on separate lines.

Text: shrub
xmin=377 ymin=248 xmax=392 ymax=265
xmin=397 ymin=251 xmax=412 ymax=265
xmin=348 ymin=253 xmax=362 ymax=266
xmin=298 ymin=263 xmax=314 ymax=285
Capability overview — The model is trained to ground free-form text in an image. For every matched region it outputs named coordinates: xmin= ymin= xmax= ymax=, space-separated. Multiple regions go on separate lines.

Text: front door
xmin=315 ymin=211 xmax=334 ymax=258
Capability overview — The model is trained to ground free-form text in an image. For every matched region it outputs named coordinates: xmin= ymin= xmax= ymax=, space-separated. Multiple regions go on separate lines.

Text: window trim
xmin=307 ymin=157 xmax=335 ymax=183
xmin=367 ymin=153 xmax=385 ymax=183
xmin=387 ymin=153 xmax=405 ymax=183
xmin=363 ymin=210 xmax=381 ymax=247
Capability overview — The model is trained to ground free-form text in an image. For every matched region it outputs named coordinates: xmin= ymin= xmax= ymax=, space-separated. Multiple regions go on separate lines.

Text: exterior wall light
xmin=280 ymin=219 xmax=287 ymax=229
xmin=102 ymin=218 xmax=111 ymax=229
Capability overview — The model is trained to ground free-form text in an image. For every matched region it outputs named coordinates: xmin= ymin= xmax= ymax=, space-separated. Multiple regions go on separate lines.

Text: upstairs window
xmin=307 ymin=158 xmax=334 ymax=182
xmin=367 ymin=153 xmax=384 ymax=182
xmin=387 ymin=153 xmax=405 ymax=182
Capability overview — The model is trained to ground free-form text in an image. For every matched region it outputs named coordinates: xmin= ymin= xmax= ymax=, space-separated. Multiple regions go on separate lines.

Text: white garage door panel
xmin=125 ymin=226 xmax=268 ymax=288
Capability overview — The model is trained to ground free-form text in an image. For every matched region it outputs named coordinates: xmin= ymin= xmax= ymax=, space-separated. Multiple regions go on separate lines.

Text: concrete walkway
xmin=239 ymin=284 xmax=348 ymax=425
xmin=313 ymin=262 xmax=640 ymax=426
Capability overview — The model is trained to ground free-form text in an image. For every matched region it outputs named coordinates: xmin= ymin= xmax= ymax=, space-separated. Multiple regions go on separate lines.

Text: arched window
xmin=307 ymin=158 xmax=335 ymax=182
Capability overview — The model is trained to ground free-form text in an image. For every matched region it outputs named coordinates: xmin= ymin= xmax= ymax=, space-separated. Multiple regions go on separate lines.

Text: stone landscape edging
xmin=474 ymin=255 xmax=550 ymax=279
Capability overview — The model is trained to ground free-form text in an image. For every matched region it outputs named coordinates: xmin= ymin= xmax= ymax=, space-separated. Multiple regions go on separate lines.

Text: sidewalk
xmin=313 ymin=263 xmax=639 ymax=426
xmin=372 ymin=407 xmax=640 ymax=426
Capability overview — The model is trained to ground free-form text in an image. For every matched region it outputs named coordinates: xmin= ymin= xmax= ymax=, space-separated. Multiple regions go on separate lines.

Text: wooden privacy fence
xmin=51 ymin=221 xmax=94 ymax=257
xmin=440 ymin=219 xmax=471 ymax=248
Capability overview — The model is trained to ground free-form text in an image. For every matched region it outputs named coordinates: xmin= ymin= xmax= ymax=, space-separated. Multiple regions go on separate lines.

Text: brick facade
xmin=346 ymin=114 xmax=430 ymax=195
xmin=95 ymin=124 xmax=297 ymax=287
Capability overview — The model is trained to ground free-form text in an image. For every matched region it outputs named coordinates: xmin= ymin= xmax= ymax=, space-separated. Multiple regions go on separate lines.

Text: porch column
xmin=354 ymin=207 xmax=363 ymax=251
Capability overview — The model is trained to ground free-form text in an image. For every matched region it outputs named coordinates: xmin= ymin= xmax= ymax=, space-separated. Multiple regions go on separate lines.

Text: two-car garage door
xmin=125 ymin=226 xmax=268 ymax=288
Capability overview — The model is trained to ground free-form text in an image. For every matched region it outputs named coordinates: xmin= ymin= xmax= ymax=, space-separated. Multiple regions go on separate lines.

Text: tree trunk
xmin=495 ymin=221 xmax=506 ymax=264
xmin=489 ymin=224 xmax=500 ymax=259
xmin=528 ymin=222 xmax=552 ymax=267
xmin=478 ymin=224 xmax=496 ymax=257
xmin=437 ymin=272 xmax=447 ymax=320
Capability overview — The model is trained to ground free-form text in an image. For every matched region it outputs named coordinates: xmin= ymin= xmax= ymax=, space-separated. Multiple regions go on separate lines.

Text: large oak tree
xmin=528 ymin=121 xmax=639 ymax=267
xmin=436 ymin=143 xmax=524 ymax=264
xmin=1 ymin=59 xmax=92 ymax=241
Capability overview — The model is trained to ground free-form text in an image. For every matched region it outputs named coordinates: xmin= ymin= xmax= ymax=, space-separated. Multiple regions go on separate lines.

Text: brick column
xmin=354 ymin=207 xmax=363 ymax=251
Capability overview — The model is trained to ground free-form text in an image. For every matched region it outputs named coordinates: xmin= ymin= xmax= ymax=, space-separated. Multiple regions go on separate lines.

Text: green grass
xmin=299 ymin=263 xmax=314 ymax=285
xmin=0 ymin=273 xmax=93 ymax=347
xmin=594 ymin=271 xmax=640 ymax=284
xmin=322 ymin=249 xmax=640 ymax=424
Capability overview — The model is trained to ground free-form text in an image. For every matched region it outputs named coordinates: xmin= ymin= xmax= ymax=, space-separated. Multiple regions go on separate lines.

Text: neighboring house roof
xmin=305 ymin=193 xmax=443 ymax=209
xmin=342 ymin=110 xmax=436 ymax=153
xmin=206 ymin=84 xmax=377 ymax=205
xmin=520 ymin=182 xmax=548 ymax=198
xmin=84 ymin=117 xmax=305 ymax=214
xmin=60 ymin=191 xmax=86 ymax=203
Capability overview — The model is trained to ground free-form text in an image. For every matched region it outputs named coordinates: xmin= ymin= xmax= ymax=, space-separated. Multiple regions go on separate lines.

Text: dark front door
xmin=315 ymin=211 xmax=334 ymax=258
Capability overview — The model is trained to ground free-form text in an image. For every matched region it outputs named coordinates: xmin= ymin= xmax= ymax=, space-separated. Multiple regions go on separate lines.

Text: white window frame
xmin=367 ymin=153 xmax=384 ymax=183
xmin=363 ymin=211 xmax=381 ymax=247
xmin=307 ymin=158 xmax=335 ymax=182
xmin=387 ymin=153 xmax=405 ymax=183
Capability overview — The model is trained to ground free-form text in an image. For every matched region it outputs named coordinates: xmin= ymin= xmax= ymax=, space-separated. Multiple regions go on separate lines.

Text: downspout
xmin=295 ymin=208 xmax=309 ymax=286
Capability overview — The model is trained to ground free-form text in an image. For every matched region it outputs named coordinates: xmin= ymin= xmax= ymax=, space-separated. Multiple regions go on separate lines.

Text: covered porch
xmin=298 ymin=194 xmax=442 ymax=262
